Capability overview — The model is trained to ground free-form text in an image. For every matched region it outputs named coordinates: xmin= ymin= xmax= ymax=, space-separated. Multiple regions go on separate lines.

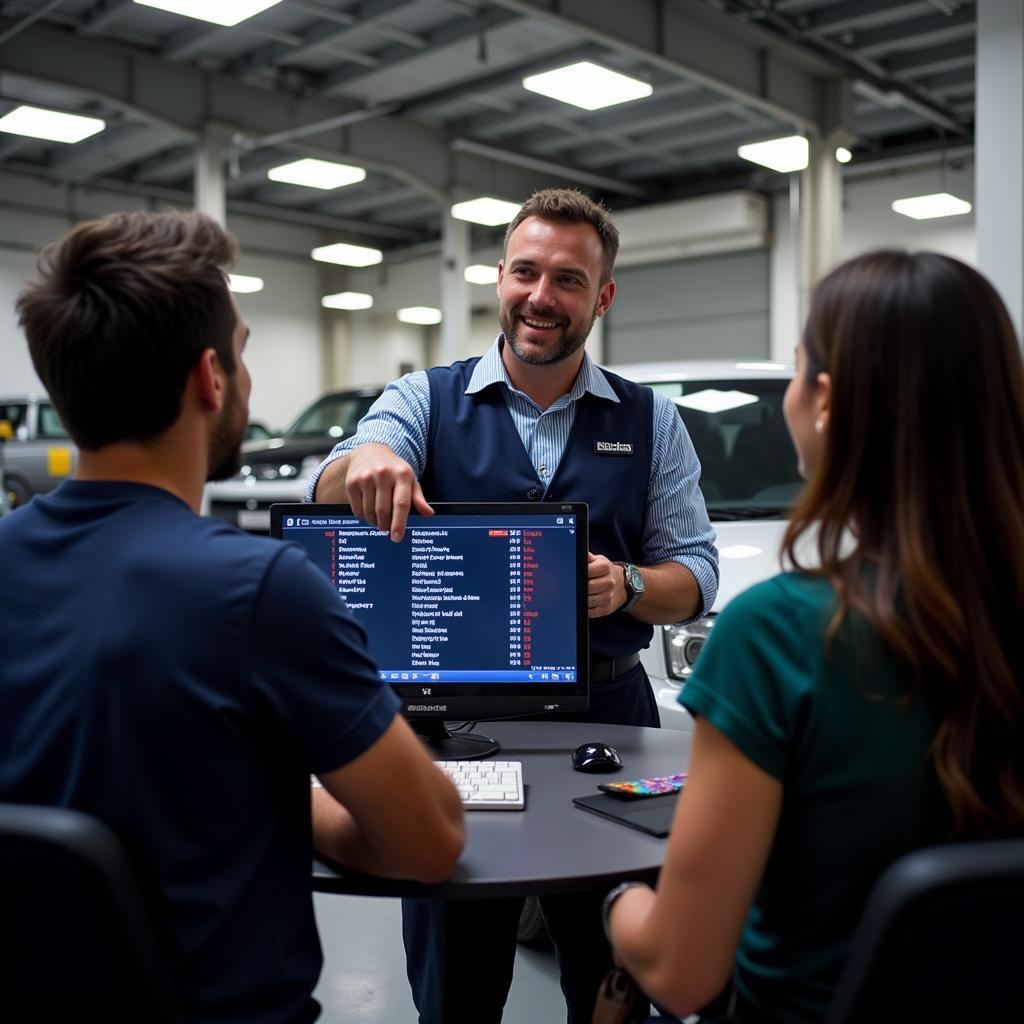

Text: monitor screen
xmin=270 ymin=502 xmax=589 ymax=756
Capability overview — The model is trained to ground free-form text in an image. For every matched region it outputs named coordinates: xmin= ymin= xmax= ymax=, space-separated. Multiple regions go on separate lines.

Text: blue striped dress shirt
xmin=306 ymin=337 xmax=719 ymax=617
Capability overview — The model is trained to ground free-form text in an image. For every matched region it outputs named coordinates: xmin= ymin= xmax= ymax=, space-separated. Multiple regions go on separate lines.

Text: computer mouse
xmin=571 ymin=742 xmax=623 ymax=773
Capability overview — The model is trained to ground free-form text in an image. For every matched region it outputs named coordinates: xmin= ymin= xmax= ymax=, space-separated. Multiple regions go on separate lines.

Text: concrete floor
xmin=312 ymin=893 xmax=566 ymax=1023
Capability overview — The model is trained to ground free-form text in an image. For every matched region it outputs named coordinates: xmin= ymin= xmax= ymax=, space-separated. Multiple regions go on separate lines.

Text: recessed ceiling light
xmin=267 ymin=158 xmax=366 ymax=190
xmin=451 ymin=197 xmax=521 ymax=226
xmin=674 ymin=390 xmax=759 ymax=414
xmin=891 ymin=192 xmax=972 ymax=220
xmin=132 ymin=0 xmax=283 ymax=27
xmin=737 ymin=135 xmax=809 ymax=173
xmin=522 ymin=61 xmax=653 ymax=111
xmin=322 ymin=291 xmax=374 ymax=310
xmin=0 ymin=105 xmax=105 ymax=144
xmin=397 ymin=306 xmax=442 ymax=325
xmin=310 ymin=243 xmax=382 ymax=267
xmin=835 ymin=147 xmax=853 ymax=164
xmin=227 ymin=274 xmax=264 ymax=294
xmin=464 ymin=264 xmax=499 ymax=285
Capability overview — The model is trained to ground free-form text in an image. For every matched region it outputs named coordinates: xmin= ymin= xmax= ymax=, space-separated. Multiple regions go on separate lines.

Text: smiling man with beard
xmin=0 ymin=209 xmax=465 ymax=1023
xmin=309 ymin=187 xmax=719 ymax=1024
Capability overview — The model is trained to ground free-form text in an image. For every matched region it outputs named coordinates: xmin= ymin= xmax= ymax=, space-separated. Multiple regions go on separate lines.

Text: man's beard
xmin=206 ymin=379 xmax=247 ymax=482
xmin=500 ymin=302 xmax=598 ymax=366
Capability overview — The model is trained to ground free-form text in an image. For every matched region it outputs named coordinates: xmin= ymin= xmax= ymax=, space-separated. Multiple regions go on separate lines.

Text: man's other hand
xmin=587 ymin=552 xmax=626 ymax=618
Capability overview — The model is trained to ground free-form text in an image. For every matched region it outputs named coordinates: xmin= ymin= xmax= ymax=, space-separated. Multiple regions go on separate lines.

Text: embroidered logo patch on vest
xmin=593 ymin=441 xmax=634 ymax=456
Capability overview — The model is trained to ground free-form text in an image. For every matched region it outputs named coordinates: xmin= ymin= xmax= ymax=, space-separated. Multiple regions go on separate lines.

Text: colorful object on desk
xmin=598 ymin=772 xmax=687 ymax=799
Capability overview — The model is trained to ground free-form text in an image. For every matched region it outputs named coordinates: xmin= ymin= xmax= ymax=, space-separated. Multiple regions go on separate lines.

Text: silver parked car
xmin=0 ymin=395 xmax=77 ymax=510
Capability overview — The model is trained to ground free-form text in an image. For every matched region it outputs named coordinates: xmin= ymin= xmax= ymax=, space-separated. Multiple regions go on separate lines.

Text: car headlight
xmin=662 ymin=613 xmax=716 ymax=680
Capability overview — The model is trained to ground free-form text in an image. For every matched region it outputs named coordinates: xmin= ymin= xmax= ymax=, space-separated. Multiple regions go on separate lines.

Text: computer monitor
xmin=270 ymin=502 xmax=589 ymax=758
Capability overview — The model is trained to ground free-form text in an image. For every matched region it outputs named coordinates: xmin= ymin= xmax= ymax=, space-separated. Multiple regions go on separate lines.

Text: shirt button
xmin=526 ymin=487 xmax=541 ymax=500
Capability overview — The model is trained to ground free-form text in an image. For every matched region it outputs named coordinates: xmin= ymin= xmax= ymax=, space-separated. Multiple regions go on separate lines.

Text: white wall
xmin=0 ymin=173 xmax=326 ymax=428
xmin=770 ymin=161 xmax=976 ymax=360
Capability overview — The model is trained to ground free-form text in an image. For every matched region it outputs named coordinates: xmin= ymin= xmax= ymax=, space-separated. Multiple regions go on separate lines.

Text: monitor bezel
xmin=269 ymin=501 xmax=590 ymax=720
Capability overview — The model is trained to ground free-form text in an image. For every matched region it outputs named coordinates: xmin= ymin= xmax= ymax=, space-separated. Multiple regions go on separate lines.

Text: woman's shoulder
xmin=722 ymin=570 xmax=835 ymax=623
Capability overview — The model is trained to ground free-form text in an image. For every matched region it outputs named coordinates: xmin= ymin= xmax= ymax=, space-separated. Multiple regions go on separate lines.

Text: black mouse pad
xmin=572 ymin=791 xmax=679 ymax=837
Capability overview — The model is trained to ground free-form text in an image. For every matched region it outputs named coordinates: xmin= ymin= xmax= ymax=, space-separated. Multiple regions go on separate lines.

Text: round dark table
xmin=313 ymin=719 xmax=692 ymax=899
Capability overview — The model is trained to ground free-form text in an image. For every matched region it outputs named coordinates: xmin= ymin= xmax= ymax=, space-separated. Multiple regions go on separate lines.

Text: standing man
xmin=0 ymin=210 xmax=465 ymax=1023
xmin=308 ymin=187 xmax=718 ymax=1023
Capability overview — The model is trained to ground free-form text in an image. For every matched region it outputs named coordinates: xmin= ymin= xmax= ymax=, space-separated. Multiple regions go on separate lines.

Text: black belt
xmin=589 ymin=652 xmax=641 ymax=682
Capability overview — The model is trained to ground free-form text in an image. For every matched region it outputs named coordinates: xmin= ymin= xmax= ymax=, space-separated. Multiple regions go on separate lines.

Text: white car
xmin=611 ymin=360 xmax=802 ymax=733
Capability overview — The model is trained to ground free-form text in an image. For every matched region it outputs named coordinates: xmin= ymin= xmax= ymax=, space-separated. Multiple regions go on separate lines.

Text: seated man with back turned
xmin=308 ymin=188 xmax=719 ymax=1024
xmin=0 ymin=209 xmax=465 ymax=1024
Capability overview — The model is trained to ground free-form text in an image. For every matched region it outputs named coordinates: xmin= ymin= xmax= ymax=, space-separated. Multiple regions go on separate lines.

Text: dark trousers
xmin=402 ymin=664 xmax=661 ymax=1024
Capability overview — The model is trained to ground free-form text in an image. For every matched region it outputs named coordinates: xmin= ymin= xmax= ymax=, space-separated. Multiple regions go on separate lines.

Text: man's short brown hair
xmin=503 ymin=188 xmax=620 ymax=282
xmin=17 ymin=209 xmax=238 ymax=450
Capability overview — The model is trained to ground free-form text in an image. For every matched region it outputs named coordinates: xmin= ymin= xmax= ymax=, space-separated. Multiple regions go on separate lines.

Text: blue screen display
xmin=279 ymin=510 xmax=582 ymax=685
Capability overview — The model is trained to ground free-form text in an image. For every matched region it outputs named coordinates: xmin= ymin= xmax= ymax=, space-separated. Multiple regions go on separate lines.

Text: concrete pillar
xmin=439 ymin=207 xmax=470 ymax=364
xmin=194 ymin=130 xmax=226 ymax=226
xmin=976 ymin=0 xmax=1023 ymax=340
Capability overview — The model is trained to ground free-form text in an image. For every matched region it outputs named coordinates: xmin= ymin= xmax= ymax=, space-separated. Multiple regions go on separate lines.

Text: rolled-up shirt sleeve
xmin=643 ymin=395 xmax=719 ymax=618
xmin=305 ymin=372 xmax=432 ymax=502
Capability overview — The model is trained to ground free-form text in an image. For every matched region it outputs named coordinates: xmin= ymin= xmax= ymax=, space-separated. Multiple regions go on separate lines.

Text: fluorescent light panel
xmin=451 ymin=197 xmax=521 ymax=226
xmin=322 ymin=291 xmax=373 ymax=310
xmin=737 ymin=135 xmax=808 ymax=173
xmin=522 ymin=61 xmax=653 ymax=111
xmin=464 ymin=264 xmax=499 ymax=285
xmin=228 ymin=274 xmax=264 ymax=294
xmin=674 ymin=389 xmax=759 ymax=415
xmin=132 ymin=0 xmax=283 ymax=26
xmin=397 ymin=306 xmax=442 ymax=325
xmin=267 ymin=157 xmax=365 ymax=190
xmin=719 ymin=544 xmax=763 ymax=560
xmin=311 ymin=242 xmax=382 ymax=267
xmin=735 ymin=361 xmax=788 ymax=371
xmin=891 ymin=192 xmax=972 ymax=220
xmin=0 ymin=105 xmax=105 ymax=144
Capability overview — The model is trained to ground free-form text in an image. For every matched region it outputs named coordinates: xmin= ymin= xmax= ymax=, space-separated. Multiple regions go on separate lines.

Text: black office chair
xmin=0 ymin=802 xmax=185 ymax=1023
xmin=823 ymin=838 xmax=1024 ymax=1024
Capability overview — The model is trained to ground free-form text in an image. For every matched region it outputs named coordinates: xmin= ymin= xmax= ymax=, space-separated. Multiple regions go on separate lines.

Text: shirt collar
xmin=466 ymin=335 xmax=620 ymax=404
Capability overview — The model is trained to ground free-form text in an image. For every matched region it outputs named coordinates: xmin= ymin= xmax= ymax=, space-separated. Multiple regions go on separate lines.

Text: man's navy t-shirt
xmin=0 ymin=481 xmax=400 ymax=1023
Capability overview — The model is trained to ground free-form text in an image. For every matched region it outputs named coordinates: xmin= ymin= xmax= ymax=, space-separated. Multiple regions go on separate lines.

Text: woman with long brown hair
xmin=603 ymin=250 xmax=1024 ymax=1023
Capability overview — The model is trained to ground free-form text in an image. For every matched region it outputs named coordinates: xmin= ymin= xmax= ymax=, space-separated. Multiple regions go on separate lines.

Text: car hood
xmin=710 ymin=519 xmax=788 ymax=611
xmin=241 ymin=435 xmax=336 ymax=465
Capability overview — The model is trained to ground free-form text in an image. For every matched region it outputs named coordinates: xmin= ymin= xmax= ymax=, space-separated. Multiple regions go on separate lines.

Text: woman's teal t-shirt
xmin=680 ymin=572 xmax=947 ymax=1024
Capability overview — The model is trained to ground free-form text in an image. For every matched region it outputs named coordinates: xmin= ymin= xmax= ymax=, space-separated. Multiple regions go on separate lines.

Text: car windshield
xmin=38 ymin=403 xmax=69 ymax=438
xmin=645 ymin=378 xmax=802 ymax=519
xmin=285 ymin=393 xmax=377 ymax=439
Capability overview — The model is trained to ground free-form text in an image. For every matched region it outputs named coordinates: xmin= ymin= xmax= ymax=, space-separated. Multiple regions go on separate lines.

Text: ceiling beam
xmin=487 ymin=0 xmax=844 ymax=132
xmin=0 ymin=19 xmax=552 ymax=204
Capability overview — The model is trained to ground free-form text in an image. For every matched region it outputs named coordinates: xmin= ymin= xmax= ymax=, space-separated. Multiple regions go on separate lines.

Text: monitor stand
xmin=415 ymin=720 xmax=500 ymax=760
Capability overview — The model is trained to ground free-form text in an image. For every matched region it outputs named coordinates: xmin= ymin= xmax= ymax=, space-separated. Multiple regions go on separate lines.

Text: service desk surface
xmin=313 ymin=719 xmax=691 ymax=900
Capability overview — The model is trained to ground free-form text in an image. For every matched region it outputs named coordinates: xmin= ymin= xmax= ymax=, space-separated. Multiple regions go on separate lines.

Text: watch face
xmin=627 ymin=564 xmax=644 ymax=593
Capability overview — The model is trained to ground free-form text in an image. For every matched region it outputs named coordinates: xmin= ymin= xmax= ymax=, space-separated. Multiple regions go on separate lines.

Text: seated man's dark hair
xmin=17 ymin=209 xmax=238 ymax=450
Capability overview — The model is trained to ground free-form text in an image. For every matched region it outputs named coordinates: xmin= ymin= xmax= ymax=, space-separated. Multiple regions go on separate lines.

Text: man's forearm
xmin=631 ymin=561 xmax=703 ymax=625
xmin=311 ymin=454 xmax=352 ymax=503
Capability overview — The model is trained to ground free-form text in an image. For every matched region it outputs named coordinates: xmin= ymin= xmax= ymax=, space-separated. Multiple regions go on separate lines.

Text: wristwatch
xmin=615 ymin=562 xmax=645 ymax=612
xmin=602 ymin=880 xmax=650 ymax=941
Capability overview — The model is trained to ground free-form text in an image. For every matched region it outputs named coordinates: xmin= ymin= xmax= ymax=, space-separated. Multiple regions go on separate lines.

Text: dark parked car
xmin=202 ymin=386 xmax=383 ymax=532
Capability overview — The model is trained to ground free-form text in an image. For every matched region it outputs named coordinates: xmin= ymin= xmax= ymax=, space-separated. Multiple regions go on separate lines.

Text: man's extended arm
xmin=307 ymin=374 xmax=434 ymax=541
xmin=312 ymin=716 xmax=465 ymax=884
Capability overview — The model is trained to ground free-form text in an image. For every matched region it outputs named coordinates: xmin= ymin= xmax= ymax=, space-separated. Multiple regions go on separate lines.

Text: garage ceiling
xmin=0 ymin=0 xmax=976 ymax=254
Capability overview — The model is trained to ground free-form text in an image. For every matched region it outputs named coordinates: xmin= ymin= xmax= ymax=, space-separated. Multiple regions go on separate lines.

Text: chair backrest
xmin=823 ymin=838 xmax=1024 ymax=1024
xmin=0 ymin=803 xmax=185 ymax=1023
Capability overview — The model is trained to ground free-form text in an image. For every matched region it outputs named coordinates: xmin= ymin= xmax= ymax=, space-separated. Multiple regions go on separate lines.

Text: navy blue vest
xmin=422 ymin=357 xmax=654 ymax=659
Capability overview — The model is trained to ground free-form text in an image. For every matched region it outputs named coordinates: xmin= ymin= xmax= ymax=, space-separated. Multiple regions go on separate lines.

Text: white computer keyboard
xmin=435 ymin=760 xmax=525 ymax=811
